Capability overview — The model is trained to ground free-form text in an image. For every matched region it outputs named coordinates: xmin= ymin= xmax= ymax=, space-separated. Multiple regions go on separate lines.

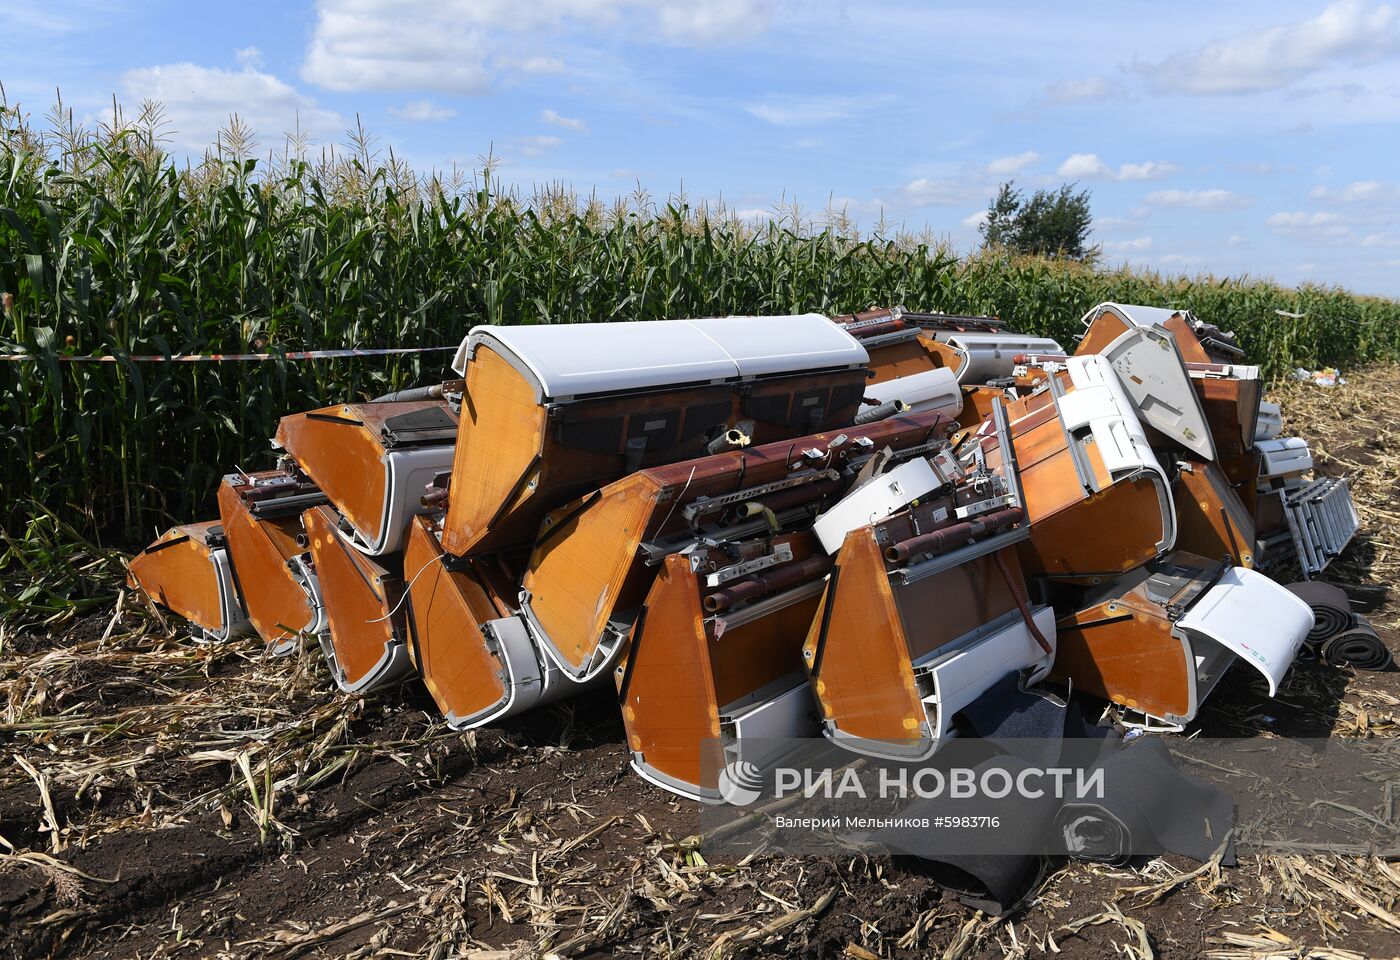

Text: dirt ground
xmin=3 ymin=366 xmax=1400 ymax=960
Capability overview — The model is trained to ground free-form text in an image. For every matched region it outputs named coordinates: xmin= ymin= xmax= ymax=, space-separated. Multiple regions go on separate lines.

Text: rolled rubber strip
xmin=869 ymin=751 xmax=1060 ymax=916
xmin=1284 ymin=580 xmax=1353 ymax=643
xmin=1048 ymin=737 xmax=1236 ymax=867
xmin=1321 ymin=614 xmax=1393 ymax=671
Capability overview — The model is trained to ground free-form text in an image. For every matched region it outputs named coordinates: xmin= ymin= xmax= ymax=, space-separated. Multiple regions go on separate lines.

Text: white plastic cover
xmin=455 ymin=314 xmax=868 ymax=400
xmin=1061 ymin=356 xmax=1169 ymax=483
xmin=204 ymin=547 xmax=252 ymax=642
xmin=1100 ymin=326 xmax=1216 ymax=460
xmin=686 ymin=315 xmax=870 ymax=378
xmin=1254 ymin=401 xmax=1283 ymax=442
xmin=351 ymin=445 xmax=456 ymax=556
xmin=926 ymin=606 xmax=1057 ymax=743
xmin=445 ymin=616 xmax=576 ymax=729
xmin=1081 ymin=302 xmax=1186 ymax=330
xmin=1174 ymin=567 xmax=1312 ymax=696
xmin=938 ymin=331 xmax=1065 ymax=384
xmin=1256 ymin=437 xmax=1313 ymax=479
xmin=864 ymin=367 xmax=963 ymax=419
xmin=812 ymin=457 xmax=942 ymax=553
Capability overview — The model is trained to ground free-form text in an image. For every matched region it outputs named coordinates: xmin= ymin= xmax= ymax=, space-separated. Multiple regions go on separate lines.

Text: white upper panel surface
xmin=1176 ymin=566 xmax=1311 ymax=697
xmin=686 ymin=314 xmax=869 ymax=378
xmin=1083 ymin=302 xmax=1187 ymax=330
xmin=454 ymin=314 xmax=866 ymax=399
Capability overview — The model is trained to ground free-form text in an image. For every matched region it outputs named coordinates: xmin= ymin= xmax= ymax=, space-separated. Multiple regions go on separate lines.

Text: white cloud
xmin=1309 ymin=179 xmax=1400 ymax=203
xmin=1096 ymin=208 xmax=1151 ymax=232
xmin=1138 ymin=0 xmax=1400 ymax=95
xmin=1105 ymin=236 xmax=1154 ymax=253
xmin=390 ymin=99 xmax=457 ymax=121
xmin=745 ymin=95 xmax=876 ymax=126
xmin=1267 ymin=211 xmax=1345 ymax=228
xmin=1267 ymin=210 xmax=1352 ymax=241
xmin=1057 ymin=153 xmax=1114 ymax=179
xmin=1362 ymin=231 xmax=1400 ymax=246
xmin=301 ymin=0 xmax=774 ymax=93
xmin=235 ymin=46 xmax=264 ymax=70
xmin=496 ymin=55 xmax=565 ymax=75
xmin=1157 ymin=254 xmax=1204 ymax=266
xmin=541 ymin=108 xmax=586 ymax=131
xmin=901 ymin=177 xmax=981 ymax=207
xmin=1227 ymin=234 xmax=1245 ymax=247
xmin=1144 ymin=188 xmax=1251 ymax=209
xmin=1118 ymin=161 xmax=1177 ymax=181
xmin=517 ymin=134 xmax=562 ymax=156
xmin=733 ymin=207 xmax=770 ymax=220
xmin=657 ymin=0 xmax=774 ymax=43
xmin=1056 ymin=153 xmax=1176 ymax=181
xmin=1043 ymin=76 xmax=1115 ymax=105
xmin=827 ymin=196 xmax=887 ymax=218
xmin=121 ymin=60 xmax=343 ymax=151
xmin=986 ymin=151 xmax=1038 ymax=176
xmin=962 ymin=210 xmax=989 ymax=229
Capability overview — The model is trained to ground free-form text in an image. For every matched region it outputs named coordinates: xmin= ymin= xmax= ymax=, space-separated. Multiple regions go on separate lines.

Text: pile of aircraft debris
xmin=129 ymin=302 xmax=1380 ymax=804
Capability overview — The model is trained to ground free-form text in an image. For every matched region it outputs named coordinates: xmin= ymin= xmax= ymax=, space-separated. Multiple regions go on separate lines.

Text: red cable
xmin=994 ymin=549 xmax=1053 ymax=655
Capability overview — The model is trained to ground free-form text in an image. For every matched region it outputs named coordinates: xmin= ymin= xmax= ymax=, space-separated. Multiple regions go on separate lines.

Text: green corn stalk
xmin=0 ymin=92 xmax=1398 ymax=555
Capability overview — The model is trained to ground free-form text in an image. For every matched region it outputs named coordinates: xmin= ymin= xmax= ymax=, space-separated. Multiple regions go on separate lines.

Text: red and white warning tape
xmin=0 ymin=345 xmax=456 ymax=363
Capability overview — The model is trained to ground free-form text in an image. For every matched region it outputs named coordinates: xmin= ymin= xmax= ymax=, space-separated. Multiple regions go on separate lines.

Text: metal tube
xmin=735 ymin=477 xmax=844 ymax=517
xmin=884 ymin=507 xmax=1023 ymax=564
xmin=703 ymin=556 xmax=833 ymax=613
xmin=370 ymin=383 xmax=444 ymax=403
xmin=706 ymin=427 xmax=752 ymax=455
xmin=852 ymin=399 xmax=910 ymax=426
xmin=844 ymin=319 xmax=908 ymax=339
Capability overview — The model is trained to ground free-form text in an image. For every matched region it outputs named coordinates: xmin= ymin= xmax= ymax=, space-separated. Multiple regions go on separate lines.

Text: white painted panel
xmin=686 ymin=314 xmax=869 ymax=377
xmin=940 ymin=331 xmax=1065 ymax=384
xmin=1101 ymin=326 xmax=1216 ymax=460
xmin=927 ymin=606 xmax=1057 ymax=740
xmin=1082 ymin=302 xmax=1184 ymax=330
xmin=1255 ymin=401 xmax=1283 ymax=442
xmin=1175 ymin=567 xmax=1312 ymax=696
xmin=1257 ymin=437 xmax=1312 ymax=479
xmin=865 ymin=367 xmax=963 ymax=419
xmin=812 ymin=457 xmax=942 ymax=553
xmin=455 ymin=314 xmax=867 ymax=400
xmin=458 ymin=321 xmax=736 ymax=398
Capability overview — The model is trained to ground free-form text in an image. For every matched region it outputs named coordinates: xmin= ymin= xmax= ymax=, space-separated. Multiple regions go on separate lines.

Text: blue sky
xmin=5 ymin=1 xmax=1400 ymax=295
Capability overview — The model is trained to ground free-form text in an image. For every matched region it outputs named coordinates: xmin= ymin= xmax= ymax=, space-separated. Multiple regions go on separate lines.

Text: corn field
xmin=3 ymin=96 xmax=1400 ymax=547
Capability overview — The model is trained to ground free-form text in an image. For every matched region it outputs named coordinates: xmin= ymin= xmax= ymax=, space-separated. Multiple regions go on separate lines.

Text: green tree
xmin=979 ymin=181 xmax=1095 ymax=260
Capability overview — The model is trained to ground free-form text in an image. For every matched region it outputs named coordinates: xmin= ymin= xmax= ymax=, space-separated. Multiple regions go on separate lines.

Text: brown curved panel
xmin=442 ymin=345 xmax=550 ymax=555
xmin=1074 ymin=311 xmax=1131 ymax=356
xmin=277 ymin=407 xmax=390 ymax=541
xmin=1017 ymin=475 xmax=1166 ymax=579
xmin=404 ymin=516 xmax=507 ymax=721
xmin=304 ymin=506 xmax=404 ymax=687
xmin=619 ymin=555 xmax=718 ymax=790
xmin=803 ymin=527 xmax=922 ymax=745
xmin=1195 ymin=376 xmax=1262 ymax=459
xmin=524 ymin=473 xmax=664 ymax=672
xmin=1173 ymin=461 xmax=1256 ymax=568
xmin=127 ymin=521 xmax=227 ymax=633
xmin=1161 ymin=315 xmax=1212 ymax=364
xmin=1052 ymin=599 xmax=1193 ymax=720
xmin=217 ymin=478 xmax=313 ymax=643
